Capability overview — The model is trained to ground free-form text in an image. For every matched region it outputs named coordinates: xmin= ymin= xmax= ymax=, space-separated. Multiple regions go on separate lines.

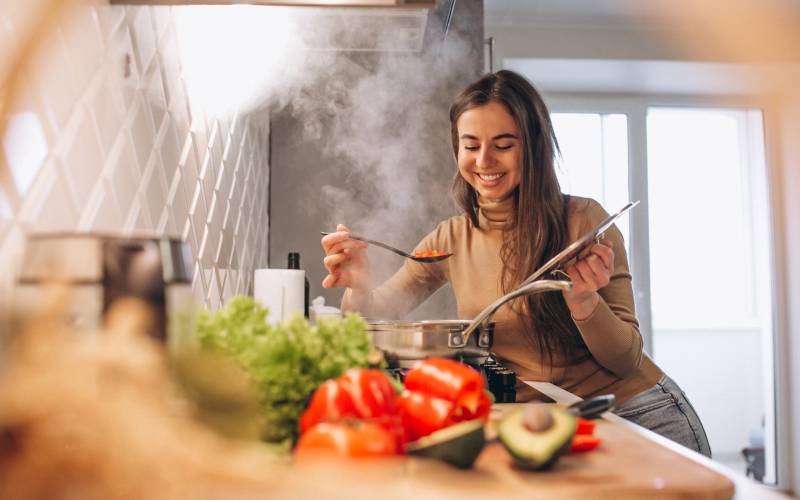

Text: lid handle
xmin=449 ymin=280 xmax=572 ymax=348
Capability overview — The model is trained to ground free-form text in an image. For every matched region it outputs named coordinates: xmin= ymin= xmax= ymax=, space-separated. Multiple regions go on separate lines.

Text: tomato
xmin=570 ymin=434 xmax=602 ymax=452
xmin=295 ymin=421 xmax=398 ymax=458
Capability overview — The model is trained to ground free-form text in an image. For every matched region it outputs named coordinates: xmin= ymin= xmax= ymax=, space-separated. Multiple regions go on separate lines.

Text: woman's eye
xmin=463 ymin=145 xmax=480 ymax=151
xmin=496 ymin=144 xmax=514 ymax=151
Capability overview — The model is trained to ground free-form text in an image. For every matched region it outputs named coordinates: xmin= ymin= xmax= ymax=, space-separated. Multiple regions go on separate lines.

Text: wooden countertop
xmin=525 ymin=381 xmax=790 ymax=500
xmin=282 ymin=383 xmax=740 ymax=500
xmin=286 ymin=399 xmax=731 ymax=500
xmin=268 ymin=382 xmax=787 ymax=500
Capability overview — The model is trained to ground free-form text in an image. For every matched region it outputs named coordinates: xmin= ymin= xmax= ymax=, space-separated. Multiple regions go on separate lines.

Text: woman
xmin=320 ymin=70 xmax=711 ymax=457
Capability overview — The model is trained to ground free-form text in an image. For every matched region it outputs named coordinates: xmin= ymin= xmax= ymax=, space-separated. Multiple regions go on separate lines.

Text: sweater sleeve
xmin=571 ymin=202 xmax=644 ymax=378
xmin=341 ymin=222 xmax=450 ymax=319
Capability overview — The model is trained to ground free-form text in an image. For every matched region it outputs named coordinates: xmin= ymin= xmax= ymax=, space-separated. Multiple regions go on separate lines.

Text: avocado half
xmin=498 ymin=405 xmax=577 ymax=470
xmin=406 ymin=419 xmax=486 ymax=469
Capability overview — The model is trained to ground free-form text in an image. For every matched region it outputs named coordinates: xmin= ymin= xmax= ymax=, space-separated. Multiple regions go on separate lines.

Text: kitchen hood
xmin=287 ymin=6 xmax=431 ymax=52
xmin=112 ymin=1 xmax=439 ymax=53
xmin=111 ymin=1 xmax=433 ymax=9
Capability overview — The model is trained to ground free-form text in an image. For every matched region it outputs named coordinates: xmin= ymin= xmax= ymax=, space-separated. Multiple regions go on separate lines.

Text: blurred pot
xmin=16 ymin=233 xmax=193 ymax=341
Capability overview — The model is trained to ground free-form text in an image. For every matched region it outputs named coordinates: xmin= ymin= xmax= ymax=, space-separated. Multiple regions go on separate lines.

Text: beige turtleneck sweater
xmin=343 ymin=195 xmax=663 ymax=404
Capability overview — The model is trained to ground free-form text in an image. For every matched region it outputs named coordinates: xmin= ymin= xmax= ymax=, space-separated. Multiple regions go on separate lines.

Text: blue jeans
xmin=613 ymin=374 xmax=712 ymax=457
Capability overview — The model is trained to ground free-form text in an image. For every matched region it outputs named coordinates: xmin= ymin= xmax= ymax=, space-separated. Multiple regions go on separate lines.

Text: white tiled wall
xmin=0 ymin=2 xmax=271 ymax=310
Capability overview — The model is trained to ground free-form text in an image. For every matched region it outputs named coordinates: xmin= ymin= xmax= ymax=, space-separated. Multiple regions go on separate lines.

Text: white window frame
xmin=544 ymin=92 xmax=789 ymax=490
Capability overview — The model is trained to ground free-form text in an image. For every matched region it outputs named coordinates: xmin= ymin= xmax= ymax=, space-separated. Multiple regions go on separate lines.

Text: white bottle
xmin=309 ymin=296 xmax=342 ymax=325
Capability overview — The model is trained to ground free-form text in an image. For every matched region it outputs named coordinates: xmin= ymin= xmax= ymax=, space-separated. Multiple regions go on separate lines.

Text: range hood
xmin=111 ymin=1 xmax=433 ymax=8
xmin=111 ymin=1 xmax=439 ymax=53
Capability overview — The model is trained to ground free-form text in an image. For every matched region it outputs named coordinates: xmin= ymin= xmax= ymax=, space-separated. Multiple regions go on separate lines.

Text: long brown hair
xmin=449 ymin=70 xmax=586 ymax=363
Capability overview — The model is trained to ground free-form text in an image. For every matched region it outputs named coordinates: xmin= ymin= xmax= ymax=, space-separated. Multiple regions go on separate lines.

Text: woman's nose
xmin=476 ymin=146 xmax=493 ymax=168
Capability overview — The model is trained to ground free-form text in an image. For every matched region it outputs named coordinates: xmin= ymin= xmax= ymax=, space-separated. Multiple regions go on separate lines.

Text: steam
xmin=279 ymin=41 xmax=477 ymax=285
xmin=171 ymin=4 xmax=480 ymax=303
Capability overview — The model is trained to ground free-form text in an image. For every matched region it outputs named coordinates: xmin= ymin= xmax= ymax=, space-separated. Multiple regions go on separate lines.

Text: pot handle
xmin=448 ymin=280 xmax=572 ymax=348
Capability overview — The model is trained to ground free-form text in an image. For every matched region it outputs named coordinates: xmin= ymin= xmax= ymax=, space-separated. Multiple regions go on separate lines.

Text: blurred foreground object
xmin=16 ymin=233 xmax=195 ymax=343
xmin=0 ymin=299 xmax=285 ymax=500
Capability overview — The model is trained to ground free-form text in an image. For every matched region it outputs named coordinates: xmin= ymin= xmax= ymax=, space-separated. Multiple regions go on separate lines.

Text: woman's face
xmin=456 ymin=100 xmax=522 ymax=202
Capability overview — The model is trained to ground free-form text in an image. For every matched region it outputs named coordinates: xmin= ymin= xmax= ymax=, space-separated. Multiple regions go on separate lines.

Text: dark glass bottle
xmin=288 ymin=252 xmax=309 ymax=318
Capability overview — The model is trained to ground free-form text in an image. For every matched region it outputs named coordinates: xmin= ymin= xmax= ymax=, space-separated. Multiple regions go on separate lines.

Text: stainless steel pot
xmin=367 ymin=320 xmax=494 ymax=367
xmin=367 ymin=280 xmax=572 ymax=367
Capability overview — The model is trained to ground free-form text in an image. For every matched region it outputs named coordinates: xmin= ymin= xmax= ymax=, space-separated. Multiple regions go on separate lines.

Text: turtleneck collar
xmin=477 ymin=194 xmax=514 ymax=230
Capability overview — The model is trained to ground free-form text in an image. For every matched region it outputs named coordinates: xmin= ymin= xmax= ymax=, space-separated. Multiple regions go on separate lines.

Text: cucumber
xmin=406 ymin=419 xmax=486 ymax=469
xmin=498 ymin=405 xmax=577 ymax=470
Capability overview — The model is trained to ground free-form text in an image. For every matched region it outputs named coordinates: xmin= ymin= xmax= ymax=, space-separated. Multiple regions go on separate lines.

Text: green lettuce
xmin=196 ymin=295 xmax=374 ymax=444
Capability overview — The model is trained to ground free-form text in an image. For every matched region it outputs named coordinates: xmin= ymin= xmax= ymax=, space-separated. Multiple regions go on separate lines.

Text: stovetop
xmin=385 ymin=356 xmax=517 ymax=403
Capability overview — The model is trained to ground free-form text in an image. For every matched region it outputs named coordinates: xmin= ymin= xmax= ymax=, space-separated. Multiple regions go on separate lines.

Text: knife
xmin=567 ymin=394 xmax=616 ymax=420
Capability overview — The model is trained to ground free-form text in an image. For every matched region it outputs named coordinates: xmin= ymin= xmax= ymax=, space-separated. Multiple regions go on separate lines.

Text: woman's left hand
xmin=563 ymin=239 xmax=614 ymax=321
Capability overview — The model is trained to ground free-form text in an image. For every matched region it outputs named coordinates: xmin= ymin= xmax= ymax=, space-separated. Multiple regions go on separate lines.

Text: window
xmin=549 ymin=100 xmax=776 ymax=484
xmin=647 ymin=108 xmax=766 ymax=329
xmin=646 ymin=106 xmax=774 ymax=483
xmin=551 ymin=113 xmax=631 ymax=244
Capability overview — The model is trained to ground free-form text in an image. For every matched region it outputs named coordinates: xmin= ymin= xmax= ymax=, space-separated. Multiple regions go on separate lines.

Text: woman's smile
xmin=475 ymin=171 xmax=506 ymax=186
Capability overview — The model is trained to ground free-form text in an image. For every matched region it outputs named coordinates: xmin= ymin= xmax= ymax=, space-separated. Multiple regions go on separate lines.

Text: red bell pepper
xmin=399 ymin=358 xmax=490 ymax=440
xmin=299 ymin=379 xmax=359 ymax=433
xmin=576 ymin=418 xmax=596 ymax=435
xmin=452 ymin=388 xmax=492 ymax=422
xmin=570 ymin=434 xmax=602 ymax=452
xmin=338 ymin=369 xmax=401 ymax=419
xmin=570 ymin=417 xmax=601 ymax=452
xmin=404 ymin=358 xmax=483 ymax=412
xmin=397 ymin=391 xmax=455 ymax=441
xmin=299 ymin=369 xmax=405 ymax=452
xmin=295 ymin=420 xmax=397 ymax=459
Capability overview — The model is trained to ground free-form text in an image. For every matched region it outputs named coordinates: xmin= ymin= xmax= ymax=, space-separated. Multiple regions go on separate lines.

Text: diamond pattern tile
xmin=131 ymin=8 xmax=157 ymax=76
xmin=130 ymin=97 xmax=156 ymax=168
xmin=87 ymin=184 xmax=123 ymax=232
xmin=32 ymin=29 xmax=80 ymax=135
xmin=142 ymin=158 xmax=168 ymax=225
xmin=0 ymin=3 xmax=271 ymax=310
xmin=109 ymin=136 xmax=141 ymax=213
xmin=62 ymin=111 xmax=104 ymax=204
xmin=31 ymin=168 xmax=79 ymax=231
xmin=160 ymin=119 xmax=180 ymax=181
xmin=89 ymin=72 xmax=127 ymax=158
xmin=145 ymin=62 xmax=168 ymax=134
xmin=61 ymin=5 xmax=104 ymax=94
xmin=166 ymin=169 xmax=189 ymax=224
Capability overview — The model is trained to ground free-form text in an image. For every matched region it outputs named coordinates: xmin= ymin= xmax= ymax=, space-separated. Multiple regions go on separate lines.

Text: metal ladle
xmin=320 ymin=232 xmax=452 ymax=263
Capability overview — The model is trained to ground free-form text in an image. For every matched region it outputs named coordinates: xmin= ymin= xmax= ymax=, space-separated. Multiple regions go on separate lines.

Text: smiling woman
xmin=321 ymin=69 xmax=712 ymax=458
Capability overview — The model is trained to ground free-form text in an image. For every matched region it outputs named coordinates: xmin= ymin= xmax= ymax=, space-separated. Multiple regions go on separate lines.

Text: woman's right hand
xmin=321 ymin=224 xmax=370 ymax=292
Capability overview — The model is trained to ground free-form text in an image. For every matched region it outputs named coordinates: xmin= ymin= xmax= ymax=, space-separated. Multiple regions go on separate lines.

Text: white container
xmin=309 ymin=296 xmax=341 ymax=325
xmin=254 ymin=269 xmax=305 ymax=325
